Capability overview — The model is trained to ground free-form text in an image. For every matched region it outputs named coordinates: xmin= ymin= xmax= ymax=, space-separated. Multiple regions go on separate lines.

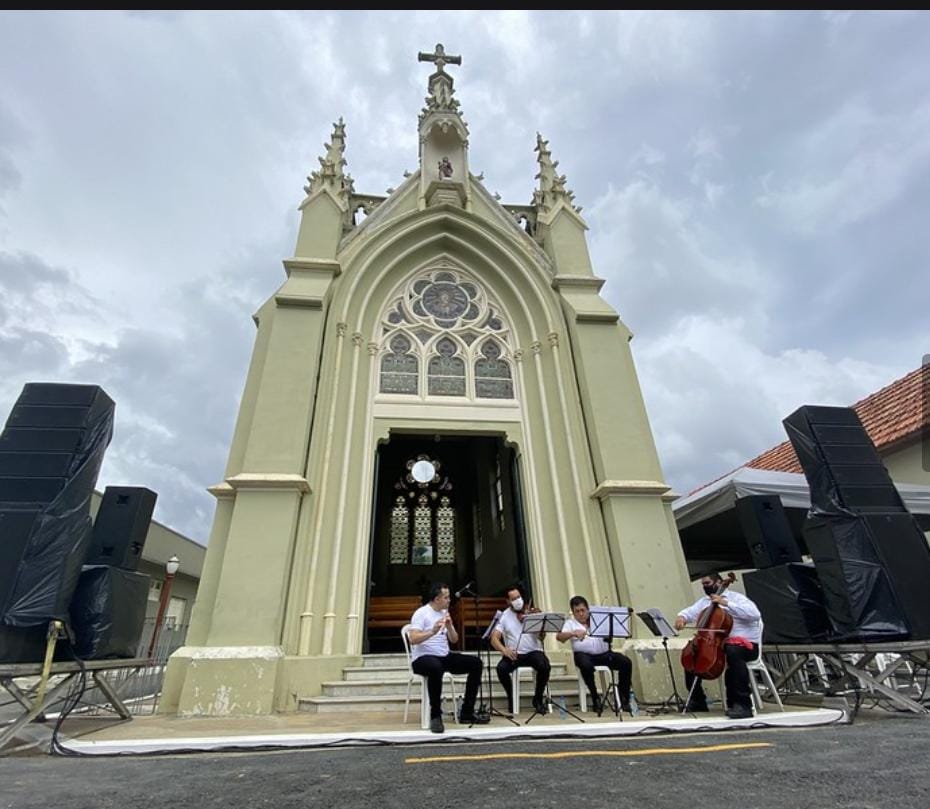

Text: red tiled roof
xmin=747 ymin=363 xmax=929 ymax=473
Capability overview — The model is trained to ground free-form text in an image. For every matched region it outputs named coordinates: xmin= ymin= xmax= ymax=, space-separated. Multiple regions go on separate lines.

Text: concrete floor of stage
xmin=57 ymin=702 xmax=846 ymax=755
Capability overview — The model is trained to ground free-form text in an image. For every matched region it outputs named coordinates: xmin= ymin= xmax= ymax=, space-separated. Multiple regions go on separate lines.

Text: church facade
xmin=162 ymin=46 xmax=693 ymax=716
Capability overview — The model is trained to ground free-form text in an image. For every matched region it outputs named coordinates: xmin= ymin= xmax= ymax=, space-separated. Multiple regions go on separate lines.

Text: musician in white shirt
xmin=408 ymin=582 xmax=487 ymax=733
xmin=675 ymin=572 xmax=761 ymax=719
xmin=556 ymin=595 xmax=633 ymax=713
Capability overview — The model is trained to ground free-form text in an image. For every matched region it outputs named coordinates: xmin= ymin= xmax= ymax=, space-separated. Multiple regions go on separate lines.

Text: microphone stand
xmin=475 ymin=602 xmax=518 ymax=727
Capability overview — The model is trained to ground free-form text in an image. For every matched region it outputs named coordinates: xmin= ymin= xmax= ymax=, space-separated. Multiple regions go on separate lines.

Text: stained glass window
xmin=475 ymin=339 xmax=514 ymax=399
xmin=412 ymin=495 xmax=433 ymax=565
xmin=389 ymin=496 xmax=410 ymax=564
xmin=436 ymin=496 xmax=455 ymax=563
xmin=380 ymin=334 xmax=418 ymax=394
xmin=428 ymin=337 xmax=466 ymax=396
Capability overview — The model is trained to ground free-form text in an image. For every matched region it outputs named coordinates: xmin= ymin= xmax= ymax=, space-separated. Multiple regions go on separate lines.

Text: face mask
xmin=703 ymin=584 xmax=717 ymax=596
xmin=511 ymin=597 xmax=524 ymax=611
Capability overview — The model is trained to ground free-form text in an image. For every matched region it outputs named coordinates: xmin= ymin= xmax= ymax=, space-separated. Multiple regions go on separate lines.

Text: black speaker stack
xmin=71 ymin=486 xmax=156 ymax=658
xmin=0 ymin=383 xmax=155 ymax=662
xmin=0 ymin=383 xmax=115 ymax=661
xmin=745 ymin=405 xmax=930 ymax=644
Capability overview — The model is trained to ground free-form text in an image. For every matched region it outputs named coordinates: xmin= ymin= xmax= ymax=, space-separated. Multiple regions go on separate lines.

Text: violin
xmin=517 ymin=599 xmax=542 ymax=623
xmin=680 ymin=572 xmax=736 ymax=680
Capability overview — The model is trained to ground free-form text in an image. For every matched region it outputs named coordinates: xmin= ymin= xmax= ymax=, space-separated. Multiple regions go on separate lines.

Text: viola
xmin=680 ymin=572 xmax=737 ymax=680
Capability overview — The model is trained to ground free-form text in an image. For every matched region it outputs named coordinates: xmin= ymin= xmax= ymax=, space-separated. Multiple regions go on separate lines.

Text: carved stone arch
xmin=336 ymin=210 xmax=561 ymax=347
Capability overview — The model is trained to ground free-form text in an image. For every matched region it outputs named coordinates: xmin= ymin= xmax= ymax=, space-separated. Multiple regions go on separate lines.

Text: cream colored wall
xmin=284 ymin=205 xmax=620 ymax=663
xmin=164 ymin=173 xmax=695 ymax=715
xmin=883 ymin=441 xmax=929 ymax=486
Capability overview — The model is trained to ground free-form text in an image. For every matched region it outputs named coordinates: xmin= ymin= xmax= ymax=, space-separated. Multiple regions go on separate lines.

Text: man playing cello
xmin=675 ymin=572 xmax=761 ymax=719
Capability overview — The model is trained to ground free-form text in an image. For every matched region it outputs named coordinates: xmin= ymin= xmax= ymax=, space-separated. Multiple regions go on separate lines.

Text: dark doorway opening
xmin=365 ymin=433 xmax=529 ymax=651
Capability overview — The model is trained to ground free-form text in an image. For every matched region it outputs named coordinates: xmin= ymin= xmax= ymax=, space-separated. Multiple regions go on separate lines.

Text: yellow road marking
xmin=406 ymin=741 xmax=771 ymax=764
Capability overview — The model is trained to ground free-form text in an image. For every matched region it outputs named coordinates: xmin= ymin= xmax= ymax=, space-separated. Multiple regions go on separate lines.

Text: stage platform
xmin=61 ymin=705 xmax=845 ymax=756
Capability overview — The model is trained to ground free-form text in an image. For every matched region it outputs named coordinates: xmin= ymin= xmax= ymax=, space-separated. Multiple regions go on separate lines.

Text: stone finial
xmin=418 ymin=43 xmax=462 ymax=116
xmin=417 ymin=43 xmax=462 ymax=75
xmin=304 ymin=117 xmax=354 ymax=206
xmin=533 ymin=132 xmax=579 ymax=214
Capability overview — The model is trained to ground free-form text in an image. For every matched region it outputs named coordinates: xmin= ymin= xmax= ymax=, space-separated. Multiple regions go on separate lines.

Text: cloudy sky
xmin=1 ymin=11 xmax=927 ymax=544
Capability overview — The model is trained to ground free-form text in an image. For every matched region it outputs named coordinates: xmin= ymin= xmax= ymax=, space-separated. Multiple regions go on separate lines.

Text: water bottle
xmin=558 ymin=695 xmax=567 ymax=720
xmin=628 ymin=690 xmax=640 ymax=717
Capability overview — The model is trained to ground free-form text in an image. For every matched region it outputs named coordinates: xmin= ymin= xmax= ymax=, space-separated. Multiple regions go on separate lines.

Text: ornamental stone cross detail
xmin=418 ymin=43 xmax=461 ymax=74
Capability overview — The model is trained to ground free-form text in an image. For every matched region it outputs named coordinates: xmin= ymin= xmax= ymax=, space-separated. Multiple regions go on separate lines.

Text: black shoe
xmin=725 ymin=705 xmax=753 ymax=719
xmin=532 ymin=696 xmax=547 ymax=714
xmin=429 ymin=716 xmax=445 ymax=734
xmin=459 ymin=710 xmax=490 ymax=725
xmin=620 ymin=699 xmax=632 ymax=714
xmin=685 ymin=701 xmax=709 ymax=713
xmin=591 ymin=695 xmax=603 ymax=714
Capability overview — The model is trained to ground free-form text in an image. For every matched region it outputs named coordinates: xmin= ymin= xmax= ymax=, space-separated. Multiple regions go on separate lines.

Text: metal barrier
xmin=79 ymin=619 xmax=189 ymax=717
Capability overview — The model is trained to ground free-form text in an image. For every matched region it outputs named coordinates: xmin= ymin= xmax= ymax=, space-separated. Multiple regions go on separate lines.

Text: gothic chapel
xmin=162 ymin=46 xmax=693 ymax=716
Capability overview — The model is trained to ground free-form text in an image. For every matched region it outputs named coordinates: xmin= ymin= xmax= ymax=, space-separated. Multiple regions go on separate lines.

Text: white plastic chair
xmin=746 ymin=620 xmax=785 ymax=712
xmin=511 ymin=665 xmax=552 ymax=716
xmin=577 ymin=665 xmax=615 ymax=713
xmin=401 ymin=623 xmax=461 ymax=729
xmin=716 ymin=620 xmax=784 ymax=714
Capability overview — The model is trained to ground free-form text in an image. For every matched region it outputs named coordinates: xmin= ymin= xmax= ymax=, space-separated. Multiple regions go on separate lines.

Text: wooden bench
xmin=367 ymin=595 xmax=424 ymax=652
xmin=452 ymin=596 xmax=508 ymax=651
xmin=366 ymin=594 xmax=509 ymax=652
xmin=367 ymin=596 xmax=424 ymax=635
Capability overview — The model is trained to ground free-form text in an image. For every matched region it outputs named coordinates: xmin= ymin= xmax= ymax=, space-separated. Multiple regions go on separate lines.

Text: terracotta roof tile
xmin=747 ymin=363 xmax=929 ymax=473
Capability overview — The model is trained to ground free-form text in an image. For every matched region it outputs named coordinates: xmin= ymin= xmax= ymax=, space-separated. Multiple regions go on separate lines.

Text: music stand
xmin=519 ymin=613 xmax=584 ymax=724
xmin=588 ymin=606 xmax=632 ymax=718
xmin=636 ymin=608 xmax=684 ymax=713
xmin=479 ymin=610 xmax=519 ymax=726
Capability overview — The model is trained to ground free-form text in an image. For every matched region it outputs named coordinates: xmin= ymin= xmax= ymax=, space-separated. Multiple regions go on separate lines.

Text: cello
xmin=680 ymin=572 xmax=737 ymax=680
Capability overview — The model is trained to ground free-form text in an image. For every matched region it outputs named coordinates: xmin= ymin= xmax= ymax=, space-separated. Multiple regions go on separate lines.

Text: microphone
xmin=454 ymin=581 xmax=475 ymax=598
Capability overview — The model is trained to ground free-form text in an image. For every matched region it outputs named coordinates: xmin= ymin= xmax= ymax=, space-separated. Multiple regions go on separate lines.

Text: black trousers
xmin=412 ymin=652 xmax=483 ymax=719
xmin=685 ymin=643 xmax=758 ymax=711
xmin=574 ymin=650 xmax=633 ymax=703
xmin=496 ymin=650 xmax=551 ymax=712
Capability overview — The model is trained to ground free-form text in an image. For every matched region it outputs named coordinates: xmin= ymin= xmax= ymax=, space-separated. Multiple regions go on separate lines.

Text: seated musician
xmin=491 ymin=584 xmax=551 ymax=715
xmin=556 ymin=595 xmax=633 ymax=714
xmin=408 ymin=582 xmax=488 ymax=733
xmin=675 ymin=572 xmax=761 ymax=719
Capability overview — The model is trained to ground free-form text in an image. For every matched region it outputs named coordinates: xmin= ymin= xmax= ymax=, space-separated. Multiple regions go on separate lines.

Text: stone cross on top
xmin=418 ymin=43 xmax=461 ymax=74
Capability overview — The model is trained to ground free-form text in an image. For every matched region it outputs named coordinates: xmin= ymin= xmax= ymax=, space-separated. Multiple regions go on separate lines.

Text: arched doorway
xmin=365 ymin=433 xmax=529 ymax=651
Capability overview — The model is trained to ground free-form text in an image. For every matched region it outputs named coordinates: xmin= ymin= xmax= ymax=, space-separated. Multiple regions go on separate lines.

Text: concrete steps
xmin=298 ymin=654 xmax=581 ymax=714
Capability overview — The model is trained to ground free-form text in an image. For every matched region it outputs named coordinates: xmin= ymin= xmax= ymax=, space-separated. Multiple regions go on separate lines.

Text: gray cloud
xmin=0 ymin=11 xmax=926 ymax=542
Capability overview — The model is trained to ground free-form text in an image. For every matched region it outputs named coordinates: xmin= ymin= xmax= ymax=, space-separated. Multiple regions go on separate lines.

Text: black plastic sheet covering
xmin=803 ymin=513 xmax=909 ymax=641
xmin=1 ymin=385 xmax=114 ymax=627
xmin=744 ymin=563 xmax=834 ymax=644
xmin=70 ymin=565 xmax=150 ymax=659
xmin=783 ymin=409 xmax=852 ymax=516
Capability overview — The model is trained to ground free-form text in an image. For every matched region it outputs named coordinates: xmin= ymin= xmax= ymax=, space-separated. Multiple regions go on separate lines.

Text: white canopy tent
xmin=671 ymin=466 xmax=930 ymax=578
xmin=674 ymin=466 xmax=930 ymax=530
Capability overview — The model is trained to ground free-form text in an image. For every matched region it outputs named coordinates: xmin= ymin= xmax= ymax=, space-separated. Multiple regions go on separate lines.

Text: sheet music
xmin=588 ymin=606 xmax=632 ymax=638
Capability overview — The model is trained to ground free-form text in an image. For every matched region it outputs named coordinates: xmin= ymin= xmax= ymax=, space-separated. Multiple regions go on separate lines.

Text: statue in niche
xmin=438 ymin=156 xmax=454 ymax=180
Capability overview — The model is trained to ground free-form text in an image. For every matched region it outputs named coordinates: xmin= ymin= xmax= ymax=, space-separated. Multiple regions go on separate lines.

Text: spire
xmin=304 ymin=117 xmax=354 ymax=206
xmin=533 ymin=132 xmax=580 ymax=215
xmin=416 ymin=44 xmax=469 ymax=209
xmin=418 ymin=43 xmax=463 ymax=118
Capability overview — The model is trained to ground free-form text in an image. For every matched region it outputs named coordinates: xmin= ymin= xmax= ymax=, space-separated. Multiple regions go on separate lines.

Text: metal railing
xmin=78 ymin=619 xmax=189 ymax=716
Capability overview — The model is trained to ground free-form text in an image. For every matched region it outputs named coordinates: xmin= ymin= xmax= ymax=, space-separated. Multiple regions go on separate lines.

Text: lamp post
xmin=148 ymin=554 xmax=180 ymax=659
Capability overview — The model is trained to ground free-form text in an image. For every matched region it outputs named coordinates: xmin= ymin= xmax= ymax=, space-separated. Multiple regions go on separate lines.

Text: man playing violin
xmin=491 ymin=583 xmax=552 ymax=715
xmin=675 ymin=572 xmax=761 ymax=719
xmin=556 ymin=595 xmax=633 ymax=714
